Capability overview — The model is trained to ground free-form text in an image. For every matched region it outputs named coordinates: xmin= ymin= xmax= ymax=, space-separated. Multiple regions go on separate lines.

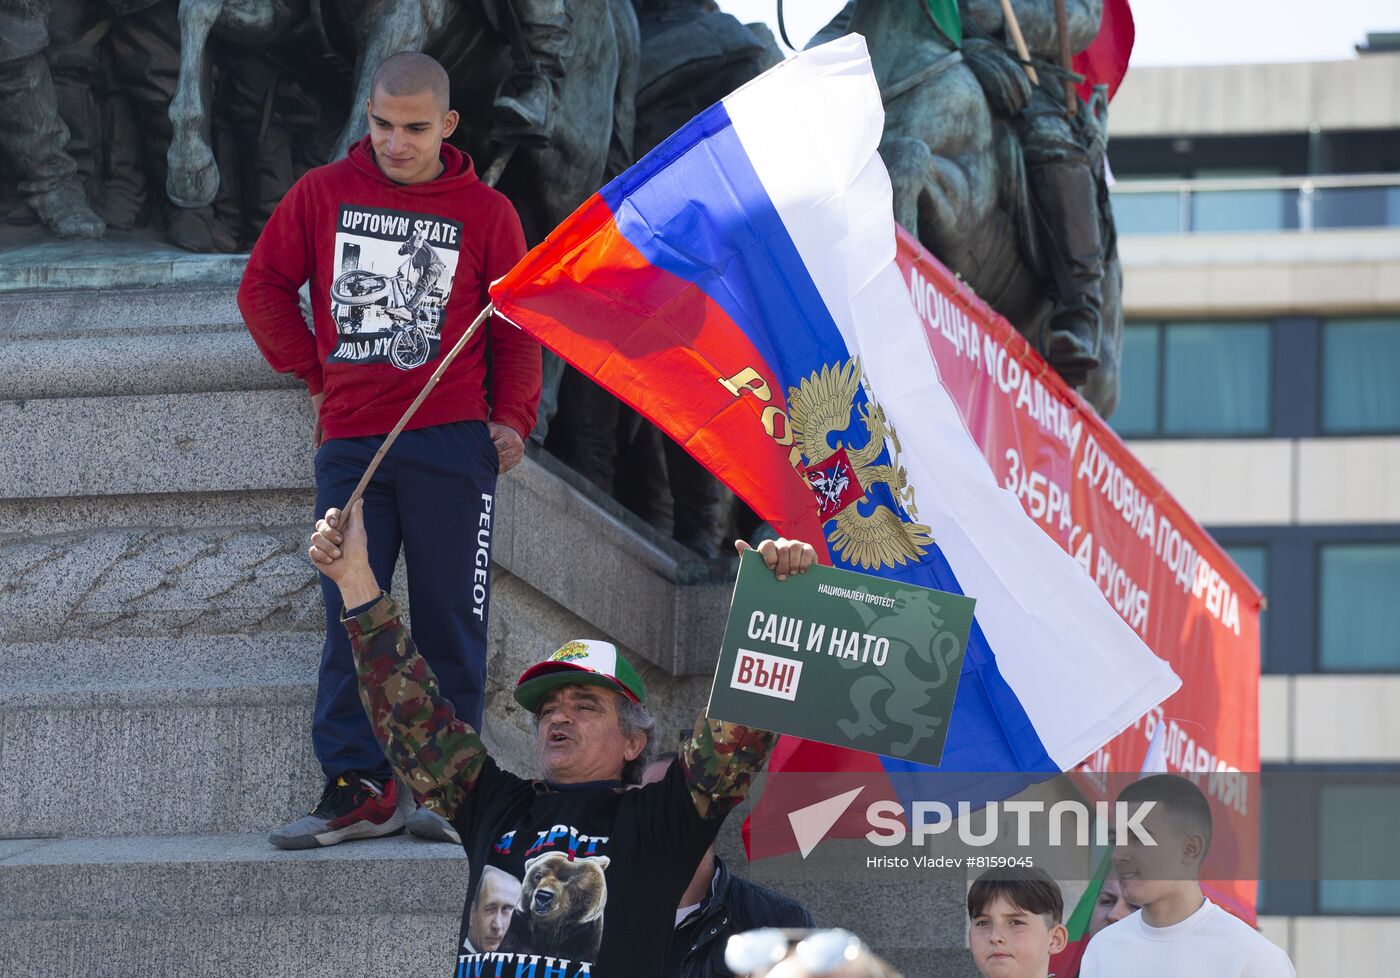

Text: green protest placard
xmin=707 ymin=551 xmax=976 ymax=766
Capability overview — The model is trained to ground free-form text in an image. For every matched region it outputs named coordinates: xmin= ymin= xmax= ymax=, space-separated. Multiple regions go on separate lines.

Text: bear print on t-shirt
xmin=497 ymin=852 xmax=610 ymax=963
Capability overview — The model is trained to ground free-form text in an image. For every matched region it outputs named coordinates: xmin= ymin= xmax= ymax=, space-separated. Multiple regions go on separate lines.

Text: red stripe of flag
xmin=491 ymin=195 xmax=828 ymax=550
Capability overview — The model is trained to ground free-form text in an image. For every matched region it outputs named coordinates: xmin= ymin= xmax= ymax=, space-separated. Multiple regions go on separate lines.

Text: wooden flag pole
xmin=998 ymin=0 xmax=1039 ymax=85
xmin=481 ymin=141 xmax=517 ymax=188
xmin=339 ymin=300 xmax=495 ymax=518
xmin=1054 ymin=0 xmax=1079 ymax=115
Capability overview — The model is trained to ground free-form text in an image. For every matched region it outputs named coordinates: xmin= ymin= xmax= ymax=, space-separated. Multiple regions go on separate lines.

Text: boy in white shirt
xmin=1081 ymin=774 xmax=1294 ymax=978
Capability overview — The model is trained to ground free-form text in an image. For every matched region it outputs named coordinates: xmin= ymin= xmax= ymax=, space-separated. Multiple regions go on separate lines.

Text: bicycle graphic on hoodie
xmin=328 ymin=204 xmax=463 ymax=371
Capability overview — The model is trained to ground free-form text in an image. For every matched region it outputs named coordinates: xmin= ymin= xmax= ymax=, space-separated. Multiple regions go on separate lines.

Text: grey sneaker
xmin=406 ymin=805 xmax=461 ymax=844
xmin=269 ymin=772 xmax=406 ymax=849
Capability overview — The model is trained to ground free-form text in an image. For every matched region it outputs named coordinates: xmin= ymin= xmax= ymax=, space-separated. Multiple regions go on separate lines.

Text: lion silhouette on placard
xmin=498 ymin=851 xmax=610 ymax=962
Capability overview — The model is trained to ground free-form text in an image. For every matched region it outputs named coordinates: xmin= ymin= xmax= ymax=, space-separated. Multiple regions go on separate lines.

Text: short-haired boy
xmin=967 ymin=867 xmax=1068 ymax=978
xmin=1081 ymin=774 xmax=1294 ymax=977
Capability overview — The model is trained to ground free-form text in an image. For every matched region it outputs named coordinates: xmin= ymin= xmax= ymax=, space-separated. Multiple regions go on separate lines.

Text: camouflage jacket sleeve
xmin=678 ymin=713 xmax=778 ymax=821
xmin=343 ymin=594 xmax=487 ymax=822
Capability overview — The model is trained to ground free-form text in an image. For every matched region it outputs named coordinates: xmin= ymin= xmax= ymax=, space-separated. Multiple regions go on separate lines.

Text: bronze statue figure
xmin=0 ymin=0 xmax=106 ymax=237
xmin=163 ymin=0 xmax=635 ymax=248
xmin=815 ymin=0 xmax=1122 ymax=416
xmin=489 ymin=0 xmax=571 ymax=143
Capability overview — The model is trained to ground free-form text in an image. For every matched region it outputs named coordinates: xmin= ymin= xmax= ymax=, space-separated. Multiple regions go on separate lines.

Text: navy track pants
xmin=312 ymin=420 xmax=498 ymax=781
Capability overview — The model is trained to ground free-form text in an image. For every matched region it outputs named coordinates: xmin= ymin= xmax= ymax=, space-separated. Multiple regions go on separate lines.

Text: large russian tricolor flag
xmin=491 ymin=36 xmax=1178 ymax=787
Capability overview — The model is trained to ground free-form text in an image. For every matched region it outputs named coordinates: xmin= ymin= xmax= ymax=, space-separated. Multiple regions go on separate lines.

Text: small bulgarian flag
xmin=926 ymin=0 xmax=962 ymax=47
xmin=1049 ymin=851 xmax=1112 ymax=978
xmin=1052 ymin=724 xmax=1166 ymax=976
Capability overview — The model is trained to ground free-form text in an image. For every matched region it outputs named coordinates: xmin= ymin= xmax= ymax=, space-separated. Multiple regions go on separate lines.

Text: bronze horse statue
xmin=166 ymin=0 xmax=637 ymax=242
xmin=825 ymin=0 xmax=1123 ymax=416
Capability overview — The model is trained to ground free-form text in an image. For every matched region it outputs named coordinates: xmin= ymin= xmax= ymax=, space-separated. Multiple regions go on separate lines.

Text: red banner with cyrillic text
xmin=895 ymin=228 xmax=1262 ymax=922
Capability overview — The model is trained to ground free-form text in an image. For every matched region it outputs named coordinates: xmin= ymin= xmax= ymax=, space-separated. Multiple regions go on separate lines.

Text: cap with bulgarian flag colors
xmin=513 ymin=639 xmax=648 ymax=712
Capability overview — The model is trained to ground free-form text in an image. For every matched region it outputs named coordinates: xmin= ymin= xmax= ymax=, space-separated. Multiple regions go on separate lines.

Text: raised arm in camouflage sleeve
xmin=679 ymin=714 xmax=778 ymax=821
xmin=343 ymin=594 xmax=488 ymax=821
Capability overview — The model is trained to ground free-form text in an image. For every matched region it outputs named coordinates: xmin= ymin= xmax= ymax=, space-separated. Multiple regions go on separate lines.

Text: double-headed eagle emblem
xmin=787 ymin=357 xmax=933 ymax=570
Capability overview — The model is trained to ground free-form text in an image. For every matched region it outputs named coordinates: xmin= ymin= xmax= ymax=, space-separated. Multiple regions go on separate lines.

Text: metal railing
xmin=1110 ymin=173 xmax=1400 ymax=235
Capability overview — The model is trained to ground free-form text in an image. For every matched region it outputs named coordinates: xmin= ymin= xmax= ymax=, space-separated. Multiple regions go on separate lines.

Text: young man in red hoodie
xmin=238 ymin=52 xmax=541 ymax=849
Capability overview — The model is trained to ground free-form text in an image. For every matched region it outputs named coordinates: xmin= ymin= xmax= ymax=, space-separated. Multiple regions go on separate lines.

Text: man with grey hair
xmin=308 ymin=499 xmax=815 ymax=976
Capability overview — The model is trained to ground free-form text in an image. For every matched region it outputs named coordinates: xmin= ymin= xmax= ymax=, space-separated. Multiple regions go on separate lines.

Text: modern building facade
xmin=1107 ymin=35 xmax=1400 ymax=976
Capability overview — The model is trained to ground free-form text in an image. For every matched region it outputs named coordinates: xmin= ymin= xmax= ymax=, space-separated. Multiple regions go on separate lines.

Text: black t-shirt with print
xmin=449 ymin=754 xmax=721 ymax=977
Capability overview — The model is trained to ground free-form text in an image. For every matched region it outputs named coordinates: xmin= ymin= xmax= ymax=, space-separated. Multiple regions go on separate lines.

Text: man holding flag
xmin=308 ymin=496 xmax=809 ymax=977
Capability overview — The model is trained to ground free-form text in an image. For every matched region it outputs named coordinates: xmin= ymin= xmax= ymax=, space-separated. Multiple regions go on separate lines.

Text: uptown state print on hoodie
xmin=238 ymin=136 xmax=541 ymax=442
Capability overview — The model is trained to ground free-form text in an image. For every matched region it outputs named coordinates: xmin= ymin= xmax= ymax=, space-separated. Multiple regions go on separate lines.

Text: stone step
xmin=0 ymin=626 xmax=538 ymax=839
xmin=0 ymin=389 xmax=316 ymax=500
xmin=0 ymin=832 xmax=464 ymax=978
xmin=0 ymin=506 xmax=323 ymax=645
xmin=0 ymin=229 xmax=247 ymax=293
xmin=3 ymin=328 xmax=292 ymax=401
xmin=0 ymin=419 xmax=729 ymax=680
xmin=0 ymin=832 xmax=967 ymax=978
xmin=0 ymin=283 xmax=297 ymax=402
xmin=0 ymin=631 xmax=324 ymax=838
xmin=0 ymin=283 xmax=241 ymax=338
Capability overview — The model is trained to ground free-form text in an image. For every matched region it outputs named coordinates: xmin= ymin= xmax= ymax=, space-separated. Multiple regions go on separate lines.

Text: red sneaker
xmin=269 ymin=772 xmax=406 ymax=849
